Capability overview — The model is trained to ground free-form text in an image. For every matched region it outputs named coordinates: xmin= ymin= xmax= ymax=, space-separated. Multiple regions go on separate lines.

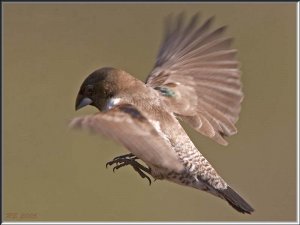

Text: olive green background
xmin=3 ymin=3 xmax=297 ymax=222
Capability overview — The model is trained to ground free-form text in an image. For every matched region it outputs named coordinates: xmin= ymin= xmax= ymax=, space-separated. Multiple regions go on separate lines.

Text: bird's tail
xmin=217 ymin=186 xmax=254 ymax=214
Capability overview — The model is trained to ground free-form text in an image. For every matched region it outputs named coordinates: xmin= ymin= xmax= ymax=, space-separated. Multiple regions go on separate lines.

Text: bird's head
xmin=75 ymin=67 xmax=133 ymax=111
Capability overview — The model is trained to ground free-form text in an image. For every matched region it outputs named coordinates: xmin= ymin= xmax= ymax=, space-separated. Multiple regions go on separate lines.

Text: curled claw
xmin=106 ymin=160 xmax=119 ymax=168
xmin=112 ymin=162 xmax=127 ymax=172
xmin=139 ymin=171 xmax=152 ymax=185
xmin=105 ymin=154 xmax=153 ymax=185
xmin=106 ymin=153 xmax=137 ymax=168
xmin=146 ymin=177 xmax=152 ymax=185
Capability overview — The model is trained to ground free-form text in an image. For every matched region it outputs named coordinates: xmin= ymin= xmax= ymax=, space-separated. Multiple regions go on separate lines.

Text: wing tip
xmin=69 ymin=117 xmax=82 ymax=129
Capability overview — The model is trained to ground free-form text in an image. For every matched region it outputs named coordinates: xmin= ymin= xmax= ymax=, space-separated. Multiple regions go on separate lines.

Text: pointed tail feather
xmin=218 ymin=186 xmax=254 ymax=214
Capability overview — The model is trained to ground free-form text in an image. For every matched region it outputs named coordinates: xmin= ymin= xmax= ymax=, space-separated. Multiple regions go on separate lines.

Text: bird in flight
xmin=70 ymin=13 xmax=254 ymax=214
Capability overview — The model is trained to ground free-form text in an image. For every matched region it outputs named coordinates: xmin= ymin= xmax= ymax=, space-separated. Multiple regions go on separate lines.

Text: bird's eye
xmin=85 ymin=85 xmax=94 ymax=96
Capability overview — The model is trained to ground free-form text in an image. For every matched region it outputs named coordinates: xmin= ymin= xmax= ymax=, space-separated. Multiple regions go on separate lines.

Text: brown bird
xmin=70 ymin=13 xmax=254 ymax=214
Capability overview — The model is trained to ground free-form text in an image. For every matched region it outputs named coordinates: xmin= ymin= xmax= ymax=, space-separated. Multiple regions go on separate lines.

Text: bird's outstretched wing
xmin=145 ymin=13 xmax=243 ymax=145
xmin=69 ymin=104 xmax=184 ymax=173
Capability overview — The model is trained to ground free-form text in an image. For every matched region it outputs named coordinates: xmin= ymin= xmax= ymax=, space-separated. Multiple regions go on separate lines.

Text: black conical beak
xmin=75 ymin=95 xmax=93 ymax=111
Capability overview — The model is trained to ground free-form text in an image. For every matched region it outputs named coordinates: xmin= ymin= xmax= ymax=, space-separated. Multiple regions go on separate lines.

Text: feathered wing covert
xmin=70 ymin=104 xmax=184 ymax=173
xmin=146 ymin=13 xmax=243 ymax=145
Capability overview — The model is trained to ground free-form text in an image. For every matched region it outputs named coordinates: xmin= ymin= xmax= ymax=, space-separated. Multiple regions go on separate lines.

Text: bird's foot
xmin=106 ymin=154 xmax=152 ymax=185
xmin=106 ymin=153 xmax=137 ymax=167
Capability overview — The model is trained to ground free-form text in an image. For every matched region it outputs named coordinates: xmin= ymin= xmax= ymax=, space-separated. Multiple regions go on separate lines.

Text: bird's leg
xmin=105 ymin=153 xmax=136 ymax=168
xmin=113 ymin=159 xmax=152 ymax=185
xmin=106 ymin=156 xmax=152 ymax=185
